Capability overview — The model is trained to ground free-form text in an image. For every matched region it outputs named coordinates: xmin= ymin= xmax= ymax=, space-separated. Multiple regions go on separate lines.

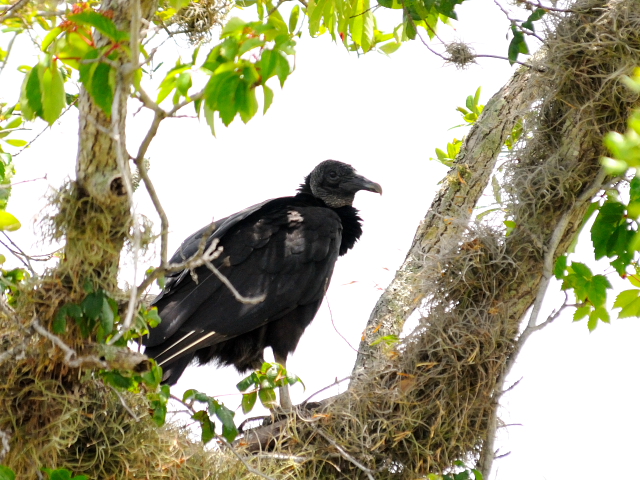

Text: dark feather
xmin=143 ymin=160 xmax=381 ymax=384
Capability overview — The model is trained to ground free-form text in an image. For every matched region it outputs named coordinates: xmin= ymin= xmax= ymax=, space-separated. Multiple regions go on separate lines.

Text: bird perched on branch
xmin=143 ymin=160 xmax=382 ymax=408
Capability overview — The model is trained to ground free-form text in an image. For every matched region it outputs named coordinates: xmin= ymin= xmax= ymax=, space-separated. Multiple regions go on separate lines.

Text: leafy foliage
xmin=556 ymin=69 xmax=640 ymax=327
xmin=0 ymin=465 xmax=15 ymax=480
xmin=432 ymin=87 xmax=484 ymax=167
xmin=42 ymin=468 xmax=88 ymax=480
xmin=236 ymin=361 xmax=302 ymax=412
xmin=182 ymin=389 xmax=238 ymax=443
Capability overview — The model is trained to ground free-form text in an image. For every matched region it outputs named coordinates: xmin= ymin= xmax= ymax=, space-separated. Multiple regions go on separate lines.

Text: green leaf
xmin=41 ymin=61 xmax=66 ymax=125
xmin=258 ymin=387 xmax=277 ymax=407
xmin=591 ymin=201 xmax=625 ymax=259
xmin=0 ymin=211 xmax=21 ymax=231
xmin=521 ymin=8 xmax=546 ymax=31
xmin=70 ymin=11 xmax=129 ymax=42
xmin=259 ymin=49 xmax=278 ymax=80
xmin=274 ymin=52 xmax=290 ymax=87
xmin=24 ymin=64 xmax=44 ymax=120
xmin=289 ymin=4 xmax=301 ymax=32
xmin=350 ymin=0 xmax=375 ymax=51
xmin=237 ymin=372 xmax=257 ymax=391
xmin=613 ymin=289 xmax=640 ymax=309
xmin=573 ymin=305 xmax=591 ymax=322
xmin=221 ymin=17 xmax=247 ymax=38
xmin=82 ymin=291 xmax=104 ymax=319
xmin=203 ymin=102 xmax=216 ymax=136
xmin=176 ymin=71 xmax=192 ymax=96
xmin=587 ymin=312 xmax=598 ymax=331
xmin=192 ymin=410 xmax=216 ymax=444
xmin=554 ymin=254 xmax=567 ymax=279
xmin=435 ymin=0 xmax=464 ymax=19
xmin=569 ymin=262 xmax=593 ymax=279
xmin=102 ymin=370 xmax=134 ymax=389
xmin=215 ymin=404 xmax=238 ymax=442
xmin=262 ymin=84 xmax=274 ymax=114
xmin=379 ymin=41 xmax=401 ymax=55
xmin=0 ymin=465 xmax=16 ymax=480
xmin=90 ymin=63 xmax=115 ymax=116
xmin=237 ymin=81 xmax=259 ymax=124
xmin=43 ymin=468 xmax=73 ymax=480
xmin=308 ymin=0 xmax=328 ymax=36
xmin=507 ymin=28 xmax=528 ymax=65
xmin=42 ymin=26 xmax=64 ymax=52
xmin=242 ymin=391 xmax=258 ymax=413
xmin=618 ymin=293 xmax=640 ymax=318
xmin=586 ymin=275 xmax=611 ymax=308
xmin=100 ymin=296 xmax=115 ymax=334
xmin=238 ymin=37 xmax=265 ymax=56
xmin=4 ymin=139 xmax=27 ymax=147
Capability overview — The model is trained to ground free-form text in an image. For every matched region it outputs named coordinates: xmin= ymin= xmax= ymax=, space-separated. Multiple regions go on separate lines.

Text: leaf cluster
xmin=0 ymin=465 xmax=87 ymax=480
xmin=557 ymin=69 xmax=640 ymax=329
xmin=433 ymin=87 xmax=483 ymax=167
xmin=183 ymin=389 xmax=238 ymax=443
xmin=236 ymin=361 xmax=302 ymax=413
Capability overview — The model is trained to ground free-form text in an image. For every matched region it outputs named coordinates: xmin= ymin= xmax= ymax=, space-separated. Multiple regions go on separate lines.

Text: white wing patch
xmin=288 ymin=210 xmax=304 ymax=223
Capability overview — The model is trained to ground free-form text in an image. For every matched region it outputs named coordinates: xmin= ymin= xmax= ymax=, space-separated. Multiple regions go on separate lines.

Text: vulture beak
xmin=353 ymin=174 xmax=383 ymax=195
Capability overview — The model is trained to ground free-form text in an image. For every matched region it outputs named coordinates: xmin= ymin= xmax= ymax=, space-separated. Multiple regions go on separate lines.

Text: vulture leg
xmin=274 ymin=352 xmax=292 ymax=410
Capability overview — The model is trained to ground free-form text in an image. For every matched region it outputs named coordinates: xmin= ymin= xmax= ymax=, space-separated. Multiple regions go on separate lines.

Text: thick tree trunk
xmin=352 ymin=69 xmax=534 ymax=375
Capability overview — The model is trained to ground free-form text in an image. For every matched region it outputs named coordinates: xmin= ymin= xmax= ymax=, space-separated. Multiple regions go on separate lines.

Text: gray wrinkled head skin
xmin=309 ymin=160 xmax=382 ymax=208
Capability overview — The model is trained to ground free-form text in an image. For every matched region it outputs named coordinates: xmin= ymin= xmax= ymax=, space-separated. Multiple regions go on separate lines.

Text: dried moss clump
xmin=445 ymin=41 xmax=476 ymax=69
xmin=0 ymin=333 xmax=248 ymax=478
xmin=169 ymin=0 xmax=233 ymax=44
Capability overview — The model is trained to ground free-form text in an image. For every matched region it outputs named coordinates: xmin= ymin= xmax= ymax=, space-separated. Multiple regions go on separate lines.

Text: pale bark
xmin=353 ymin=69 xmax=534 ymax=375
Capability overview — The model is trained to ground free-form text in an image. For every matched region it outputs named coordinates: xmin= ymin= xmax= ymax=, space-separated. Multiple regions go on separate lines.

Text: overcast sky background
xmin=2 ymin=1 xmax=639 ymax=478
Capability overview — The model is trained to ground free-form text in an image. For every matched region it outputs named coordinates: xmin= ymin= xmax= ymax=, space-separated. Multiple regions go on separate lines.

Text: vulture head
xmin=304 ymin=160 xmax=383 ymax=208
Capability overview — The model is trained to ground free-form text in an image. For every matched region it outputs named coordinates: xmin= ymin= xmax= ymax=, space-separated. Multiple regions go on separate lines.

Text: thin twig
xmin=31 ymin=319 xmax=107 ymax=368
xmin=218 ymin=435 xmax=277 ymax=480
xmin=254 ymin=452 xmax=309 ymax=463
xmin=0 ymin=32 xmax=17 ymax=78
xmin=203 ymin=257 xmax=266 ymax=305
xmin=315 ymin=428 xmax=375 ymax=480
xmin=0 ymin=0 xmax=28 ymax=18
xmin=326 ymin=298 xmax=360 ymax=353
xmin=474 ymin=54 xmax=537 ymax=69
xmin=109 ymin=384 xmax=141 ymax=421
xmin=519 ymin=0 xmax=575 ymax=13
xmin=302 ymin=376 xmax=350 ymax=406
xmin=480 ymin=167 xmax=608 ymax=477
xmin=14 ymin=99 xmax=78 ymax=156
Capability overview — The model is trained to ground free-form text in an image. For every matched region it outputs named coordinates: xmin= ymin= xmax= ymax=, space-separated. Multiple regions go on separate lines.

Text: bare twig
xmin=0 ymin=0 xmax=28 ymax=18
xmin=203 ymin=257 xmax=266 ymax=305
xmin=480 ymin=167 xmax=608 ymax=477
xmin=302 ymin=376 xmax=350 ymax=406
xmin=31 ymin=319 xmax=107 ymax=368
xmin=519 ymin=0 xmax=575 ymax=13
xmin=218 ymin=435 xmax=277 ymax=480
xmin=14 ymin=99 xmax=78 ymax=157
xmin=254 ymin=452 xmax=309 ymax=463
xmin=326 ymin=298 xmax=360 ymax=353
xmin=315 ymin=428 xmax=375 ymax=480
xmin=0 ymin=32 xmax=17 ymax=78
xmin=109 ymin=385 xmax=141 ymax=421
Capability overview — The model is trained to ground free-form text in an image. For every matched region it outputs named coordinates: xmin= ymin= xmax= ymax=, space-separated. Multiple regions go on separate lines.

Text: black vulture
xmin=143 ymin=160 xmax=381 ymax=408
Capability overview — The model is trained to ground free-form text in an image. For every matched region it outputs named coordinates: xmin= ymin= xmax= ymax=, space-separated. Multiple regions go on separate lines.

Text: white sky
xmin=2 ymin=1 xmax=639 ymax=478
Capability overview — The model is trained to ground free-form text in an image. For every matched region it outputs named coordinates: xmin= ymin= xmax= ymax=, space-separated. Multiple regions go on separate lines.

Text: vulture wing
xmin=143 ymin=196 xmax=343 ymax=382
